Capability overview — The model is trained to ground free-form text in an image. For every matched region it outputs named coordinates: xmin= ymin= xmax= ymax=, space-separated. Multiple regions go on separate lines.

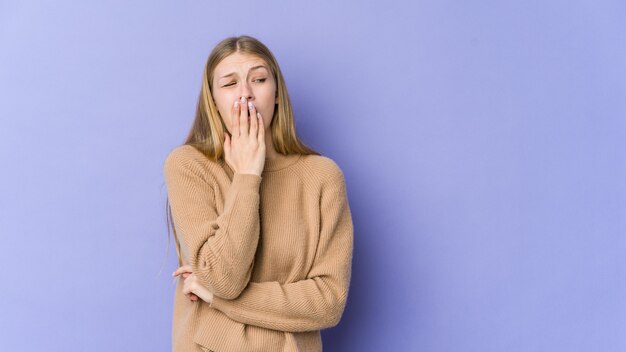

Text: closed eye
xmin=222 ymin=78 xmax=266 ymax=87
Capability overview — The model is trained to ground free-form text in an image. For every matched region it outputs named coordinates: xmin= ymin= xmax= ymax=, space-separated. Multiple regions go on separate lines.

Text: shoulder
xmin=165 ymin=144 xmax=202 ymax=165
xmin=163 ymin=145 xmax=221 ymax=180
xmin=298 ymin=154 xmax=346 ymax=185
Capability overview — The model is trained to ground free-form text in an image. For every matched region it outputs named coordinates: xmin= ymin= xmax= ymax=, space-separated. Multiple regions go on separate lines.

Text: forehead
xmin=214 ymin=53 xmax=269 ymax=76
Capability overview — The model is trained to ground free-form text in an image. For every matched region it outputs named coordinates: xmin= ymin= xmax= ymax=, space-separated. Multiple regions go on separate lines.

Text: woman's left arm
xmin=208 ymin=173 xmax=354 ymax=332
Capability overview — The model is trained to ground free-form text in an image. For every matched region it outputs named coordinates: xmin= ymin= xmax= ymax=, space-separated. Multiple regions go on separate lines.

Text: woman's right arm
xmin=164 ymin=148 xmax=261 ymax=299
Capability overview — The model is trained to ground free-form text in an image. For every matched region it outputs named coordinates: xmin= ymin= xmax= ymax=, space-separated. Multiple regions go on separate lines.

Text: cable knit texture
xmin=163 ymin=144 xmax=354 ymax=352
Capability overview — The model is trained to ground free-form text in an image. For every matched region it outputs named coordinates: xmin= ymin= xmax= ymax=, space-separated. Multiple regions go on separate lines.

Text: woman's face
xmin=211 ymin=52 xmax=278 ymax=134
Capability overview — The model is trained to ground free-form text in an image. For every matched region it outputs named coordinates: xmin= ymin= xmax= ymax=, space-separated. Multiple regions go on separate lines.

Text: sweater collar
xmin=263 ymin=153 xmax=301 ymax=172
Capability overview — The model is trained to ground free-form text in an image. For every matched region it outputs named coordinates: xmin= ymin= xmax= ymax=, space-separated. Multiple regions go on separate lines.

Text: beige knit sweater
xmin=163 ymin=144 xmax=353 ymax=352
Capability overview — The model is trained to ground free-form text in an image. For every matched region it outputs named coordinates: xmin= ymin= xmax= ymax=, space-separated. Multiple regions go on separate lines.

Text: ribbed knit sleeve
xmin=164 ymin=148 xmax=262 ymax=300
xmin=209 ymin=171 xmax=354 ymax=332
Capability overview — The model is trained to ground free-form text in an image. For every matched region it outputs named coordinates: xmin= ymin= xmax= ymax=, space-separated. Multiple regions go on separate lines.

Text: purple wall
xmin=1 ymin=1 xmax=624 ymax=351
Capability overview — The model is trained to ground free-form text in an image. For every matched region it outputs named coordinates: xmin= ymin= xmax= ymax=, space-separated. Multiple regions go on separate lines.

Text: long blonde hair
xmin=166 ymin=35 xmax=320 ymax=267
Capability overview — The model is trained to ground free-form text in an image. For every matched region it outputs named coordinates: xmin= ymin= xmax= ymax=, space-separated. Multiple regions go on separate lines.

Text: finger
xmin=232 ymin=99 xmax=240 ymax=137
xmin=257 ymin=112 xmax=264 ymax=143
xmin=239 ymin=96 xmax=249 ymax=136
xmin=248 ymin=101 xmax=258 ymax=137
xmin=172 ymin=265 xmax=192 ymax=277
xmin=185 ymin=292 xmax=197 ymax=301
xmin=174 ymin=266 xmax=191 ymax=276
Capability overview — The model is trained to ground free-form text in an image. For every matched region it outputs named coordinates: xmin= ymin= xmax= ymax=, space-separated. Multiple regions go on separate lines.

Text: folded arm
xmin=210 ymin=172 xmax=354 ymax=332
xmin=164 ymin=148 xmax=261 ymax=299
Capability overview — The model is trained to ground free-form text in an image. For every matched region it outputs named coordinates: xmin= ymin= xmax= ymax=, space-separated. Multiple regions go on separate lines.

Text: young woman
xmin=164 ymin=35 xmax=353 ymax=352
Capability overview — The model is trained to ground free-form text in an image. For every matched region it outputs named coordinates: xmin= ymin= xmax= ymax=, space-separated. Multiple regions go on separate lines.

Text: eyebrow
xmin=219 ymin=65 xmax=268 ymax=79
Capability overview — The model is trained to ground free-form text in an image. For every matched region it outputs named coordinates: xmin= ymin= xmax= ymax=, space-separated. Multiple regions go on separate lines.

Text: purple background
xmin=1 ymin=1 xmax=625 ymax=351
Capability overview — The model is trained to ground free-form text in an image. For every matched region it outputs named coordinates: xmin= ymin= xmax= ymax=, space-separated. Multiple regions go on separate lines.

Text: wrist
xmin=235 ymin=171 xmax=261 ymax=177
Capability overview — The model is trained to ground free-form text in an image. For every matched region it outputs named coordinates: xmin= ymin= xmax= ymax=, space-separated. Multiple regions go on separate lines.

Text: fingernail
xmin=234 ymin=100 xmax=239 ymax=108
xmin=248 ymin=101 xmax=254 ymax=110
xmin=240 ymin=96 xmax=246 ymax=103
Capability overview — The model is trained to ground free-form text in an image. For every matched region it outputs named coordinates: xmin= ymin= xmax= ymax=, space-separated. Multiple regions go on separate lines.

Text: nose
xmin=239 ymin=81 xmax=254 ymax=101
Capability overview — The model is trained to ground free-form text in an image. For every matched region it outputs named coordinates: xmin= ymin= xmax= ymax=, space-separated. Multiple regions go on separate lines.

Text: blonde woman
xmin=163 ymin=35 xmax=354 ymax=352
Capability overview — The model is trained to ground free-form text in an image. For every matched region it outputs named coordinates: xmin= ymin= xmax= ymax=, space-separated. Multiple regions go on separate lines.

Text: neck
xmin=260 ymin=130 xmax=301 ymax=172
xmin=265 ymin=129 xmax=279 ymax=160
